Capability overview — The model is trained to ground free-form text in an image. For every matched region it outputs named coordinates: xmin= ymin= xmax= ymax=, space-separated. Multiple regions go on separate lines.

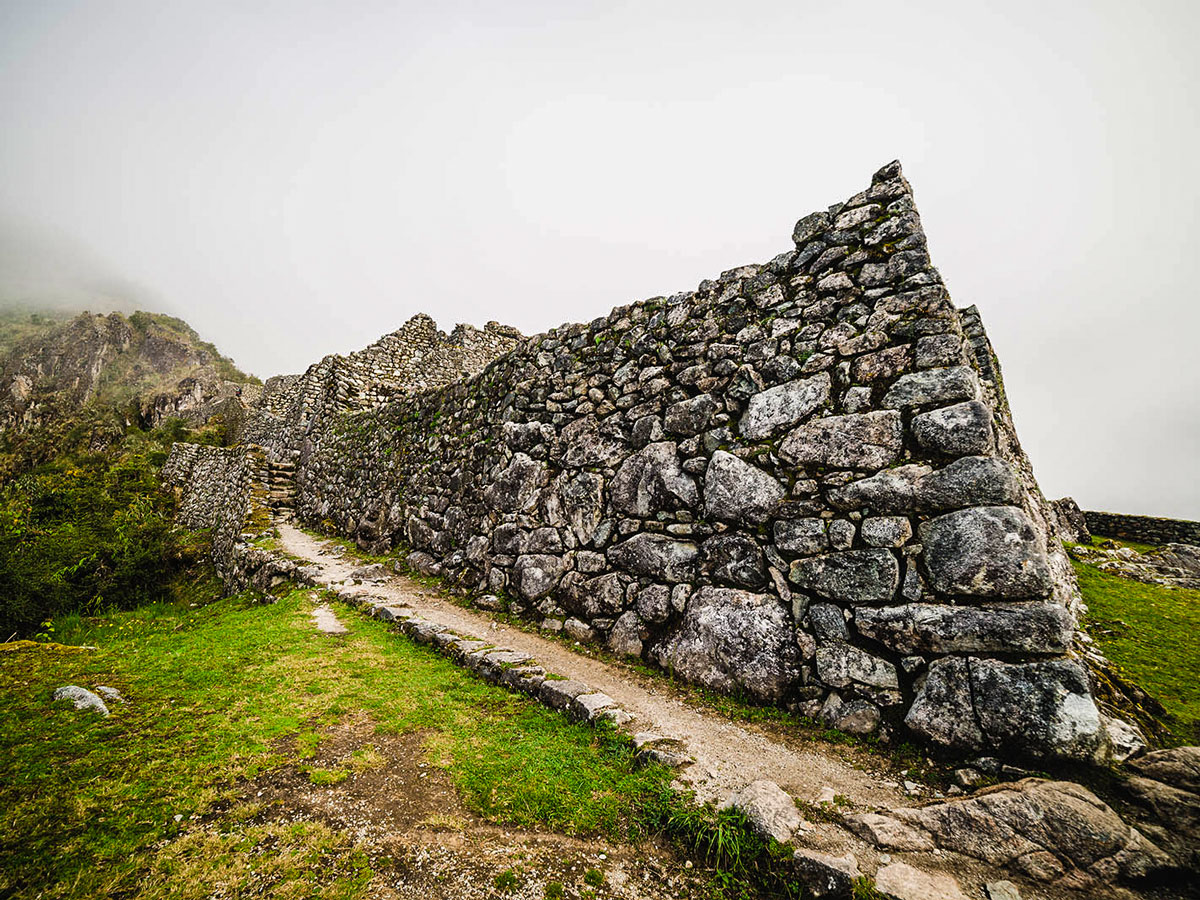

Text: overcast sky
xmin=1 ymin=0 xmax=1197 ymax=518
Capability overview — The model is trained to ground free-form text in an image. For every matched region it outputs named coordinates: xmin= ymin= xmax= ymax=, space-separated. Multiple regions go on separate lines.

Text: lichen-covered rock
xmin=739 ymin=372 xmax=830 ymax=440
xmin=610 ymin=442 xmax=697 ymax=517
xmin=650 ymin=587 xmax=803 ymax=701
xmin=912 ymin=400 xmax=994 ymax=456
xmin=779 ymin=411 xmax=903 ymax=470
xmin=827 ymin=465 xmax=930 ymax=513
xmin=703 ymin=533 xmax=768 ymax=590
xmin=512 ymin=554 xmax=564 ymax=600
xmin=884 ymin=779 xmax=1171 ymax=884
xmin=915 ymin=456 xmax=1020 ymax=512
xmin=815 ymin=642 xmax=898 ymax=689
xmin=773 ymin=518 xmax=828 ymax=556
xmin=788 ymin=549 xmax=899 ymax=605
xmin=52 ymin=685 xmax=110 ymax=717
xmin=608 ymin=611 xmax=646 ymax=658
xmin=860 ymin=516 xmax=912 ymax=548
xmin=731 ymin=780 xmax=805 ymax=843
xmin=703 ymin=450 xmax=784 ymax=524
xmin=485 ymin=453 xmax=547 ymax=512
xmin=664 ymin=393 xmax=718 ymax=435
xmin=920 ymin=506 xmax=1052 ymax=599
xmin=882 ymin=366 xmax=978 ymax=410
xmin=609 ymin=533 xmax=699 ymax=582
xmin=907 ymin=657 xmax=1102 ymax=758
xmin=854 ymin=603 xmax=1073 ymax=655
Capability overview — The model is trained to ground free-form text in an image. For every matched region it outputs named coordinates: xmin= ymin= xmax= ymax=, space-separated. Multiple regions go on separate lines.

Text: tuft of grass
xmin=544 ymin=881 xmax=565 ymax=899
xmin=583 ymin=867 xmax=604 ymax=887
xmin=493 ymin=869 xmax=519 ymax=893
xmin=1075 ymin=560 xmax=1200 ymax=733
xmin=307 ymin=766 xmax=349 ymax=786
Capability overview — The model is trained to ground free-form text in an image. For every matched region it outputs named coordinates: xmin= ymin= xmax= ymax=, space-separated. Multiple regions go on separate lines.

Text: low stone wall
xmin=168 ymin=161 xmax=1107 ymax=762
xmin=1085 ymin=511 xmax=1200 ymax=548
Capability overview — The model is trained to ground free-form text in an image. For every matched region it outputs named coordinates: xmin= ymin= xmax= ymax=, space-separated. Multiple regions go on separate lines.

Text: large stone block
xmin=512 ymin=553 xmax=565 ymax=601
xmin=788 ymin=549 xmax=900 ymax=605
xmin=610 ymin=442 xmax=697 ymax=517
xmin=882 ymin=366 xmax=979 ymax=410
xmin=703 ymin=533 xmax=768 ymax=590
xmin=854 ymin=602 xmax=1074 ymax=655
xmin=911 ymin=400 xmax=994 ymax=456
xmin=608 ymin=533 xmax=699 ymax=582
xmin=779 ymin=411 xmax=903 ymax=470
xmin=739 ymin=372 xmax=831 ymax=440
xmin=815 ymin=642 xmax=899 ymax=689
xmin=650 ymin=587 xmax=803 ymax=701
xmin=920 ymin=506 xmax=1052 ymax=599
xmin=914 ymin=456 xmax=1020 ymax=512
xmin=703 ymin=450 xmax=785 ymax=524
xmin=827 ymin=465 xmax=930 ymax=513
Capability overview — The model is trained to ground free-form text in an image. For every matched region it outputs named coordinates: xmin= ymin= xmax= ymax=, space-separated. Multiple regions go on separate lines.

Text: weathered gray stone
xmin=874 ymin=863 xmax=969 ymax=900
xmin=821 ymin=692 xmax=881 ymax=734
xmin=845 ymin=812 xmax=935 ymax=851
xmin=827 ymin=519 xmax=855 ymax=550
xmin=608 ymin=533 xmax=699 ymax=582
xmin=808 ymin=602 xmax=849 ymax=643
xmin=882 ymin=366 xmax=978 ymax=410
xmin=664 ymin=393 xmax=718 ymax=435
xmin=907 ymin=656 xmax=1103 ymax=759
xmin=854 ymin=603 xmax=1074 ymax=655
xmin=920 ymin=506 xmax=1052 ymax=598
xmin=860 ymin=516 xmax=912 ymax=547
xmin=560 ymin=416 xmax=625 ymax=467
xmin=610 ymin=442 xmax=697 ymax=517
xmin=1101 ymin=715 xmax=1147 ymax=764
xmin=985 ymin=881 xmax=1021 ymax=900
xmin=650 ymin=587 xmax=803 ymax=701
xmin=565 ymin=572 xmax=625 ymax=618
xmin=791 ymin=849 xmax=860 ymax=899
xmin=779 ymin=411 xmax=903 ymax=470
xmin=52 ymin=685 xmax=110 ymax=717
xmin=1129 ymin=745 xmax=1200 ymax=794
xmin=703 ymin=533 xmax=768 ymax=590
xmin=773 ymin=518 xmax=828 ymax=556
xmin=740 ymin=372 xmax=831 ymax=440
xmin=788 ymin=549 xmax=899 ymax=605
xmin=485 ymin=453 xmax=547 ymax=511
xmin=731 ymin=780 xmax=805 ymax=843
xmin=827 ymin=465 xmax=930 ymax=513
xmin=912 ymin=400 xmax=994 ymax=456
xmin=512 ymin=553 xmax=564 ymax=600
xmin=636 ymin=584 xmax=672 ymax=624
xmin=538 ymin=678 xmax=591 ymax=710
xmin=703 ymin=450 xmax=785 ymax=524
xmin=608 ymin=610 xmax=646 ymax=657
xmin=891 ymin=779 xmax=1170 ymax=884
xmin=816 ymin=642 xmax=898 ymax=689
xmin=915 ymin=456 xmax=1020 ymax=512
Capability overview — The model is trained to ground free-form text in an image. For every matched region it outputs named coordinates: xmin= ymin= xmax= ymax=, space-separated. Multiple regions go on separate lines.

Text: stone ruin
xmin=165 ymin=161 xmax=1121 ymax=763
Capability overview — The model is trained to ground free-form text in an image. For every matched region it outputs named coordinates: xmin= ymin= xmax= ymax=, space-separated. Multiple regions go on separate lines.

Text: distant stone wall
xmin=1085 ymin=511 xmax=1200 ymax=548
xmin=169 ymin=162 xmax=1108 ymax=762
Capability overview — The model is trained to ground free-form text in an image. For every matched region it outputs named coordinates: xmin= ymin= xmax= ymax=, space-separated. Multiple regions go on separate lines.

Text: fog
xmin=1 ymin=0 xmax=1197 ymax=517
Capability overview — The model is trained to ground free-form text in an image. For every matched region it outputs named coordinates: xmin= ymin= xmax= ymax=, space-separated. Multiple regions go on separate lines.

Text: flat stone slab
xmin=311 ymin=604 xmax=348 ymax=634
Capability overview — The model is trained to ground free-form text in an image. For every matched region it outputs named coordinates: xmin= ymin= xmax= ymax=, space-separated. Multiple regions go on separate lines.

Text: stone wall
xmin=1085 ymin=511 xmax=1200 ymax=548
xmin=167 ymin=161 xmax=1107 ymax=761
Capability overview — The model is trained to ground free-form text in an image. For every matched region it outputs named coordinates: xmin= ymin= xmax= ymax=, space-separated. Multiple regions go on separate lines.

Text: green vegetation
xmin=2 ymin=580 xmax=818 ymax=899
xmin=1089 ymin=534 xmax=1159 ymax=554
xmin=0 ymin=423 xmax=217 ymax=638
xmin=1075 ymin=559 xmax=1200 ymax=735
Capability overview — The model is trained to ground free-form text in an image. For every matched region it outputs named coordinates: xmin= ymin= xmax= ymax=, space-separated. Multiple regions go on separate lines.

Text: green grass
xmin=1075 ymin=560 xmax=1200 ymax=731
xmin=0 ymin=585 xmax=680 ymax=899
xmin=1089 ymin=534 xmax=1159 ymax=554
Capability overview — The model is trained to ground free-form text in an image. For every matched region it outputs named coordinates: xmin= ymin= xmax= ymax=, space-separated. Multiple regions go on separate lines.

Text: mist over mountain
xmin=0 ymin=215 xmax=163 ymax=317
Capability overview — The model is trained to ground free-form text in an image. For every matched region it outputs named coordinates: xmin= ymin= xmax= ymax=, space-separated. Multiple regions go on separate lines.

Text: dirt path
xmin=278 ymin=526 xmax=906 ymax=820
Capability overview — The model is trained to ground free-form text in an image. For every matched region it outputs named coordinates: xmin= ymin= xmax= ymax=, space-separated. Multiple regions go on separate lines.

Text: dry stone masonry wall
xmin=167 ymin=162 xmax=1106 ymax=762
xmin=1084 ymin=511 xmax=1200 ymax=548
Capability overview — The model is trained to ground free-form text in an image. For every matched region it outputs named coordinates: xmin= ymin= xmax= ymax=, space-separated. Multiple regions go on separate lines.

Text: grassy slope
xmin=0 ymin=585 xmax=679 ymax=900
xmin=1075 ymin=545 xmax=1200 ymax=737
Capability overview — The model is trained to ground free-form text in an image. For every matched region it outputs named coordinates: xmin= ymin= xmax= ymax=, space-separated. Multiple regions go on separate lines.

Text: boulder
xmin=608 ymin=611 xmax=646 ymax=658
xmin=731 ymin=780 xmax=805 ymax=843
xmin=703 ymin=450 xmax=785 ymax=525
xmin=906 ymin=656 xmax=1103 ymax=759
xmin=920 ymin=506 xmax=1052 ymax=599
xmin=1129 ymin=745 xmax=1200 ymax=794
xmin=854 ymin=602 xmax=1073 ymax=655
xmin=559 ymin=416 xmax=625 ymax=467
xmin=791 ymin=849 xmax=860 ymax=899
xmin=52 ymin=685 xmax=110 ymax=717
xmin=844 ymin=812 xmax=934 ymax=851
xmin=860 ymin=516 xmax=912 ymax=548
xmin=649 ymin=587 xmax=803 ymax=701
xmin=886 ymin=779 xmax=1171 ymax=884
xmin=664 ymin=393 xmax=718 ymax=435
xmin=484 ymin=453 xmax=547 ymax=512
xmin=635 ymin=584 xmax=672 ymax=624
xmin=821 ymin=693 xmax=881 ymax=734
xmin=610 ymin=442 xmax=697 ymax=517
xmin=788 ymin=549 xmax=899 ymax=605
xmin=1052 ymin=496 xmax=1092 ymax=543
xmin=512 ymin=554 xmax=564 ymax=601
xmin=911 ymin=400 xmax=994 ymax=456
xmin=779 ymin=411 xmax=903 ymax=470
xmin=739 ymin=372 xmax=831 ymax=440
xmin=608 ymin=533 xmax=699 ymax=582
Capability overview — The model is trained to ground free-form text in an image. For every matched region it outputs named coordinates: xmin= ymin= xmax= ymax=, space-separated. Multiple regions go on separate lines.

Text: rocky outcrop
xmin=166 ymin=161 xmax=1105 ymax=761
